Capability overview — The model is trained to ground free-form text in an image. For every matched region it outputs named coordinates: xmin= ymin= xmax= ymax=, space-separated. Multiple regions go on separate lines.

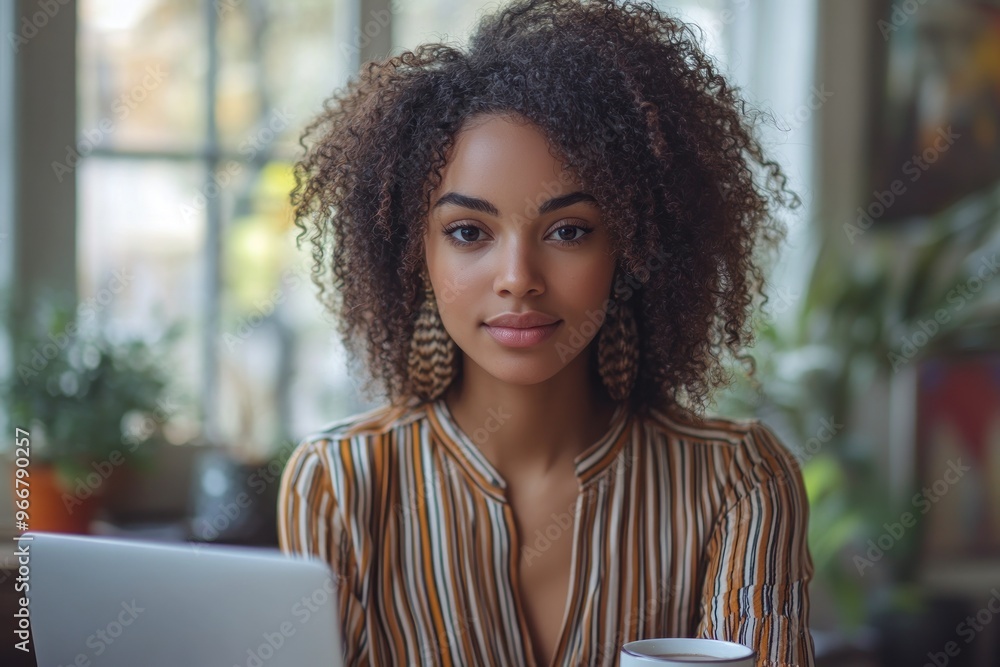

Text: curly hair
xmin=291 ymin=0 xmax=798 ymax=422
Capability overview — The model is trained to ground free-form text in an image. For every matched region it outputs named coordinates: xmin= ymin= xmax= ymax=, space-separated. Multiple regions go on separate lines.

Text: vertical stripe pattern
xmin=277 ymin=398 xmax=816 ymax=667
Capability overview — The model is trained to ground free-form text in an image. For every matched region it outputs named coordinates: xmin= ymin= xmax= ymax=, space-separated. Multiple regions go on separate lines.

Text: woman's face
xmin=424 ymin=113 xmax=616 ymax=387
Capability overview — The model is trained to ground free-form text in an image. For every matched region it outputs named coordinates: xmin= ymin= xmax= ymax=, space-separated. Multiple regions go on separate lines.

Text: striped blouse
xmin=277 ymin=396 xmax=816 ymax=667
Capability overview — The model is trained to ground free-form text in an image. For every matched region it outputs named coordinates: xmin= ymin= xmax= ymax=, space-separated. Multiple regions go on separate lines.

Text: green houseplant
xmin=4 ymin=290 xmax=179 ymax=533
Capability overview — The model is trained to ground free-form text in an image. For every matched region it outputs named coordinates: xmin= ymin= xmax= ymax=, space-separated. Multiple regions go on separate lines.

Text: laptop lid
xmin=24 ymin=531 xmax=343 ymax=667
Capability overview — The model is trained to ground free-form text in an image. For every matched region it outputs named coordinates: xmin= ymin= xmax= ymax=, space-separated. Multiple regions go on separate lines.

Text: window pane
xmin=216 ymin=161 xmax=368 ymax=456
xmin=79 ymin=0 xmax=206 ymax=153
xmin=393 ymin=1 xmax=728 ymax=70
xmin=217 ymin=1 xmax=262 ymax=153
xmin=287 ymin=294 xmax=375 ymax=437
xmin=392 ymin=0 xmax=499 ymax=51
xmin=265 ymin=0 xmax=354 ymax=156
xmin=217 ymin=161 xmax=291 ymax=454
xmin=77 ymin=157 xmax=205 ymax=442
xmin=217 ymin=0 xmax=353 ymax=157
xmin=213 ymin=0 xmax=363 ymax=454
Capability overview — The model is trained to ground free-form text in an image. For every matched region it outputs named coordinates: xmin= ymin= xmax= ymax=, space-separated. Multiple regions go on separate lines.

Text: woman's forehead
xmin=430 ymin=114 xmax=587 ymax=213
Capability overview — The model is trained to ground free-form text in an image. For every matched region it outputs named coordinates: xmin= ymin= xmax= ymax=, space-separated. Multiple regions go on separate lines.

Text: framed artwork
xmin=868 ymin=0 xmax=1000 ymax=222
xmin=914 ymin=350 xmax=1000 ymax=561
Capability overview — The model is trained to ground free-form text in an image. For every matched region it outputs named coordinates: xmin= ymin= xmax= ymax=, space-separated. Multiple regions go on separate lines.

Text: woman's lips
xmin=483 ymin=322 xmax=561 ymax=348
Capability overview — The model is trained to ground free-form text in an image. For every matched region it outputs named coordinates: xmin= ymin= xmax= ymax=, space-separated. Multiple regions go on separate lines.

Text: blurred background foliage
xmin=4 ymin=289 xmax=184 ymax=482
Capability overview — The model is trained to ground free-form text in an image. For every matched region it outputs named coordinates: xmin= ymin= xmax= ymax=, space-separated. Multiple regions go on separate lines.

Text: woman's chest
xmin=365 ymin=457 xmax=719 ymax=665
xmin=508 ymin=476 xmax=582 ymax=667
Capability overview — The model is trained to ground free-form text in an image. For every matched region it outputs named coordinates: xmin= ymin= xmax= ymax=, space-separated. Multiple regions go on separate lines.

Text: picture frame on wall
xmin=867 ymin=0 xmax=1000 ymax=223
xmin=912 ymin=349 xmax=1000 ymax=563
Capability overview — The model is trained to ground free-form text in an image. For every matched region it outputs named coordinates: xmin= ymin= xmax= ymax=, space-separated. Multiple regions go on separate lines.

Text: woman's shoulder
xmin=640 ymin=404 xmax=800 ymax=478
xmin=642 ymin=403 xmax=759 ymax=446
xmin=301 ymin=400 xmax=429 ymax=444
xmin=280 ymin=401 xmax=432 ymax=512
xmin=282 ymin=400 xmax=431 ymax=481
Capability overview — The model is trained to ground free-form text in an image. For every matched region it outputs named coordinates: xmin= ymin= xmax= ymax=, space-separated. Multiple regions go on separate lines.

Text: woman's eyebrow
xmin=431 ymin=191 xmax=597 ymax=216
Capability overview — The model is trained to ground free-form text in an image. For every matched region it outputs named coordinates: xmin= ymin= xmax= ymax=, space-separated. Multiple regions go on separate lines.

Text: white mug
xmin=620 ymin=638 xmax=755 ymax=665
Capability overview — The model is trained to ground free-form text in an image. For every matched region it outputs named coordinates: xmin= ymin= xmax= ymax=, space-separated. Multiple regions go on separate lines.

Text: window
xmin=78 ymin=0 xmax=359 ymax=456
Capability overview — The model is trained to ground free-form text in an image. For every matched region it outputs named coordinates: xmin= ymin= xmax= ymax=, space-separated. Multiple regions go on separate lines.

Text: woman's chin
xmin=467 ymin=359 xmax=569 ymax=388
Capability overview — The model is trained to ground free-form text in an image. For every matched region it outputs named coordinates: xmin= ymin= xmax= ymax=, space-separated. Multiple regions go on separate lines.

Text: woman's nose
xmin=492 ymin=238 xmax=545 ymax=298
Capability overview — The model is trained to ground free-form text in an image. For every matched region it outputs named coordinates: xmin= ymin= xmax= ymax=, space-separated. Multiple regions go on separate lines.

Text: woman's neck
xmin=442 ymin=348 xmax=619 ymax=484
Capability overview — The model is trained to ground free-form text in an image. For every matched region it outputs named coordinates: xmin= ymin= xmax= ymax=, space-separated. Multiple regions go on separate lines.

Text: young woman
xmin=278 ymin=1 xmax=814 ymax=665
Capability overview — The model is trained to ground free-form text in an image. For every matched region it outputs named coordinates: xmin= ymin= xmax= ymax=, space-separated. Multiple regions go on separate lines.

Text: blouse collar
xmin=426 ymin=396 xmax=632 ymax=501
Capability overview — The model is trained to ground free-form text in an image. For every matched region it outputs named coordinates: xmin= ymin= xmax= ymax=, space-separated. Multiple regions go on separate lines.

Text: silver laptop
xmin=25 ymin=531 xmax=343 ymax=667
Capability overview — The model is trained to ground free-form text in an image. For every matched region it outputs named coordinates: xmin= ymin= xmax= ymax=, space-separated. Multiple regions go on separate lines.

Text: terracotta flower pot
xmin=11 ymin=463 xmax=103 ymax=534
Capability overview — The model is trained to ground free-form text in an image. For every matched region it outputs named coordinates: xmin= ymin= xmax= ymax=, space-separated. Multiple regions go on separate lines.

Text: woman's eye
xmin=549 ymin=223 xmax=595 ymax=245
xmin=447 ymin=226 xmax=482 ymax=243
xmin=552 ymin=225 xmax=587 ymax=242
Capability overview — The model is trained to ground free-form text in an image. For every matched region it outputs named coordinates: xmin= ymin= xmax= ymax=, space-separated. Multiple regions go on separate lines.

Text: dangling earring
xmin=407 ymin=271 xmax=457 ymax=401
xmin=598 ymin=295 xmax=639 ymax=402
